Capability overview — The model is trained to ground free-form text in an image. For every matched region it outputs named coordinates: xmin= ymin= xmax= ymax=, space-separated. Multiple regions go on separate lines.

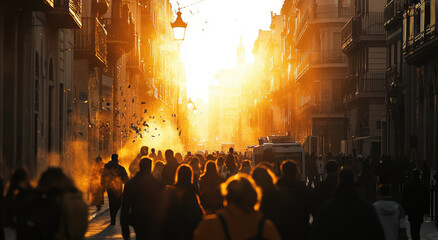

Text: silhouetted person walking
xmin=199 ymin=161 xmax=225 ymax=214
xmin=4 ymin=169 xmax=32 ymax=229
xmin=162 ymin=164 xmax=203 ymax=240
xmin=102 ymin=154 xmax=129 ymax=225
xmin=276 ymin=160 xmax=311 ymax=240
xmin=89 ymin=156 xmax=105 ymax=211
xmin=313 ymin=160 xmax=339 ymax=214
xmin=252 ymin=165 xmax=289 ymax=239
xmin=312 ymin=168 xmax=385 ymax=240
xmin=194 ymin=174 xmax=281 ymax=240
xmin=121 ymin=158 xmax=166 ymax=240
xmin=403 ymin=169 xmax=428 ymax=240
xmin=162 ymin=150 xmax=179 ymax=186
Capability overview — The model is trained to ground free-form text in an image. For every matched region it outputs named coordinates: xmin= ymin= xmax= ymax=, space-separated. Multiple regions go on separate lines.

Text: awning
xmin=353 ymin=136 xmax=381 ymax=142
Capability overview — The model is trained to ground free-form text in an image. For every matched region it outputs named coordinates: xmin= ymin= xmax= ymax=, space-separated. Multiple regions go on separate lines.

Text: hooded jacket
xmin=373 ymin=197 xmax=406 ymax=240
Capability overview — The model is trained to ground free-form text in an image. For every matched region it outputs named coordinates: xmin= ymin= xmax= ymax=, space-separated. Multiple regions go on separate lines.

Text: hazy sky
xmin=169 ymin=0 xmax=284 ymax=101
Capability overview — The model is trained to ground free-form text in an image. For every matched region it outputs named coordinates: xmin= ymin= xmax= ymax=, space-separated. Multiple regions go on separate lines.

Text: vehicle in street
xmin=252 ymin=136 xmax=305 ymax=179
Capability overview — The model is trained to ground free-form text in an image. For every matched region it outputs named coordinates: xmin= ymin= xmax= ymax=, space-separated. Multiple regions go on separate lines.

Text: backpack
xmin=217 ymin=214 xmax=267 ymax=240
xmin=16 ymin=190 xmax=61 ymax=240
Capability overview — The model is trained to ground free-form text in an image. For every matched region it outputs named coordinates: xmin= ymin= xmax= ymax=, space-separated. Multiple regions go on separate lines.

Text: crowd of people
xmin=0 ymin=145 xmax=432 ymax=240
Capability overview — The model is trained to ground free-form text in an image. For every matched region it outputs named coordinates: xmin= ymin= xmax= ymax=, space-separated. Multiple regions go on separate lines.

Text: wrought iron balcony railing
xmin=342 ymin=12 xmax=385 ymax=51
xmin=50 ymin=0 xmax=82 ymax=28
xmin=344 ymin=71 xmax=386 ymax=102
xmin=75 ymin=17 xmax=108 ymax=66
xmin=127 ymin=34 xmax=145 ymax=73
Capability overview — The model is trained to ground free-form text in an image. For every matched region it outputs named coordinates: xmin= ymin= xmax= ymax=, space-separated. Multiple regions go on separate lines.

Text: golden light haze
xmin=171 ymin=0 xmax=284 ymax=101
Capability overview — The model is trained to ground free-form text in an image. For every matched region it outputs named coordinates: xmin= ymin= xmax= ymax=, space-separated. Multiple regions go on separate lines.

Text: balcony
xmin=75 ymin=17 xmax=108 ymax=66
xmin=295 ymin=49 xmax=347 ymax=82
xmin=403 ymin=1 xmax=438 ymax=63
xmin=49 ymin=0 xmax=82 ymax=28
xmin=295 ymin=11 xmax=309 ymax=48
xmin=312 ymin=4 xmax=351 ymax=20
xmin=384 ymin=0 xmax=404 ymax=29
xmin=342 ymin=12 xmax=386 ymax=53
xmin=102 ymin=6 xmax=135 ymax=58
xmin=298 ymin=101 xmax=344 ymax=116
xmin=344 ymin=71 xmax=386 ymax=102
xmin=127 ymin=34 xmax=145 ymax=73
xmin=295 ymin=5 xmax=351 ymax=48
xmin=15 ymin=0 xmax=55 ymax=9
xmin=310 ymin=49 xmax=347 ymax=65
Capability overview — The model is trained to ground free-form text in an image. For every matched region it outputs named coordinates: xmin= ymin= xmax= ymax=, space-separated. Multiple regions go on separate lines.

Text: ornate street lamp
xmin=187 ymin=97 xmax=194 ymax=110
xmin=171 ymin=10 xmax=188 ymax=41
xmin=193 ymin=105 xmax=198 ymax=115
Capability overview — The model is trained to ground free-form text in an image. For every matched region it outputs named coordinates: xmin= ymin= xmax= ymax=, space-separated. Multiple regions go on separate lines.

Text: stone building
xmin=0 ymin=0 xmax=80 ymax=178
xmin=342 ymin=0 xmax=387 ymax=157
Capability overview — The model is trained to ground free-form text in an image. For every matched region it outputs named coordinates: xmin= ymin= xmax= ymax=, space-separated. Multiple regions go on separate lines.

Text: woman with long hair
xmin=199 ymin=161 xmax=225 ymax=214
xmin=162 ymin=165 xmax=203 ymax=240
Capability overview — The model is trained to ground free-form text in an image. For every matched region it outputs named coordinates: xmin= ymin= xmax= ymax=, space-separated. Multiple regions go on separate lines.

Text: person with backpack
xmin=102 ymin=154 xmax=129 ymax=225
xmin=194 ymin=174 xmax=280 ymax=240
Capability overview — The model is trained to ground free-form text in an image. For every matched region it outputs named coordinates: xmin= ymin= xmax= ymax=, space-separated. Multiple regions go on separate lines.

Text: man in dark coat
xmin=102 ymin=154 xmax=129 ymax=225
xmin=312 ymin=168 xmax=385 ymax=240
xmin=121 ymin=158 xmax=166 ymax=240
xmin=403 ymin=168 xmax=428 ymax=240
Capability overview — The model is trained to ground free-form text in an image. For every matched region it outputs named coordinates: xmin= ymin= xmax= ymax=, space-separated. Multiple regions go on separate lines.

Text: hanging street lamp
xmin=171 ymin=10 xmax=188 ymax=41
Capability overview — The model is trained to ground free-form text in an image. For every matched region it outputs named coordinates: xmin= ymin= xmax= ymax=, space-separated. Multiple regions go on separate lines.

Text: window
xmin=376 ymin=121 xmax=381 ymax=130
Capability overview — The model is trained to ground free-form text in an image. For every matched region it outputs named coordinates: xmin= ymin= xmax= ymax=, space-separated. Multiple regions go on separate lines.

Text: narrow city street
xmin=85 ymin=209 xmax=133 ymax=240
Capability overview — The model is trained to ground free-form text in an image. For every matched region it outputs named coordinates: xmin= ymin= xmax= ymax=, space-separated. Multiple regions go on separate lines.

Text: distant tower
xmin=237 ymin=36 xmax=245 ymax=66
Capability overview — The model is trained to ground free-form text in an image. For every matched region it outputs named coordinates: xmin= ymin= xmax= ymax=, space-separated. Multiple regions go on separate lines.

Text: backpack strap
xmin=255 ymin=217 xmax=266 ymax=239
xmin=217 ymin=214 xmax=232 ymax=240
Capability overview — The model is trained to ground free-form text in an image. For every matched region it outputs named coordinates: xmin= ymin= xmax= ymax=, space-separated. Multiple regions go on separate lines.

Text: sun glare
xmin=170 ymin=0 xmax=284 ymax=101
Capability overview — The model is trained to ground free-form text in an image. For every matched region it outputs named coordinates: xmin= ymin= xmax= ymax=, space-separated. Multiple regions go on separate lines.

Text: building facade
xmin=0 ymin=0 xmax=80 ymax=179
xmin=342 ymin=0 xmax=387 ymax=157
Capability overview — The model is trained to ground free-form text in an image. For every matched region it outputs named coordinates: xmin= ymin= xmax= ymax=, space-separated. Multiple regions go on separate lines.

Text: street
xmin=85 ymin=208 xmax=134 ymax=240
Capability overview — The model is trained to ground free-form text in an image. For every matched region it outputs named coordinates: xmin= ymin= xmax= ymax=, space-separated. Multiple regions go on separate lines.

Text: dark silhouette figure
xmin=189 ymin=157 xmax=201 ymax=190
xmin=162 ymin=164 xmax=203 ymax=240
xmin=149 ymin=148 xmax=157 ymax=161
xmin=121 ymin=158 xmax=166 ymax=240
xmin=225 ymin=154 xmax=238 ymax=178
xmin=162 ymin=149 xmax=179 ymax=186
xmin=276 ymin=160 xmax=311 ymax=240
xmin=402 ymin=169 xmax=428 ymax=240
xmin=356 ymin=162 xmax=377 ymax=202
xmin=17 ymin=168 xmax=88 ymax=240
xmin=4 ymin=169 xmax=32 ymax=229
xmin=252 ymin=165 xmax=290 ymax=239
xmin=312 ymin=168 xmax=385 ymax=240
xmin=199 ymin=161 xmax=225 ymax=214
xmin=129 ymin=146 xmax=148 ymax=177
xmin=102 ymin=154 xmax=129 ymax=225
xmin=194 ymin=174 xmax=281 ymax=240
xmin=89 ymin=156 xmax=105 ymax=211
xmin=373 ymin=184 xmax=408 ymax=240
xmin=313 ymin=160 xmax=339 ymax=214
